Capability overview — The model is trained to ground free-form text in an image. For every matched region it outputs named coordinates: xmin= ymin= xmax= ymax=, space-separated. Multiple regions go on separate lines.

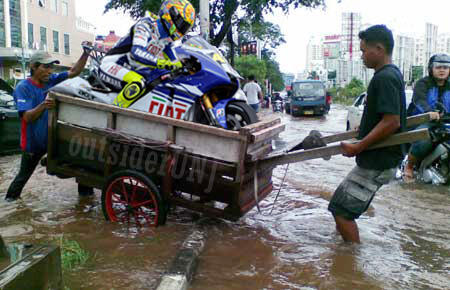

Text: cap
xmin=29 ymin=51 xmax=60 ymax=65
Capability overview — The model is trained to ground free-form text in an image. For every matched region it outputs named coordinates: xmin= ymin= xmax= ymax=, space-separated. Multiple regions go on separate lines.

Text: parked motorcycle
xmin=52 ymin=36 xmax=257 ymax=131
xmin=398 ymin=114 xmax=450 ymax=184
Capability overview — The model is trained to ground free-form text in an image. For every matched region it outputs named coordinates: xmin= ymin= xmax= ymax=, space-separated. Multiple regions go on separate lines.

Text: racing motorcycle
xmin=398 ymin=114 xmax=450 ymax=184
xmin=52 ymin=36 xmax=257 ymax=130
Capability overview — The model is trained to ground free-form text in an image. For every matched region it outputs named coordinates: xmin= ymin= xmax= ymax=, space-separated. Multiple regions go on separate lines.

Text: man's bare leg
xmin=404 ymin=154 xmax=416 ymax=181
xmin=334 ymin=215 xmax=360 ymax=243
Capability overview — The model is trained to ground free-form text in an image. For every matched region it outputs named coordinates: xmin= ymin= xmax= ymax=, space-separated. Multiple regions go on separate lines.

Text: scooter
xmin=272 ymin=95 xmax=284 ymax=113
xmin=51 ymin=36 xmax=257 ymax=131
xmin=398 ymin=114 xmax=450 ymax=184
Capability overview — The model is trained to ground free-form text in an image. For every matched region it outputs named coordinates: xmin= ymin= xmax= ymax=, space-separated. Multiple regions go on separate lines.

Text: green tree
xmin=239 ymin=20 xmax=285 ymax=51
xmin=104 ymin=0 xmax=327 ymax=46
xmin=234 ymin=55 xmax=267 ymax=85
xmin=264 ymin=57 xmax=285 ymax=91
xmin=411 ymin=65 xmax=424 ymax=83
xmin=341 ymin=77 xmax=365 ymax=98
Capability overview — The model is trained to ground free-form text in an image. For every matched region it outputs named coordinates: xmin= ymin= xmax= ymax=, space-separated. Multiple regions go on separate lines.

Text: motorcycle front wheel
xmin=226 ymin=102 xmax=258 ymax=130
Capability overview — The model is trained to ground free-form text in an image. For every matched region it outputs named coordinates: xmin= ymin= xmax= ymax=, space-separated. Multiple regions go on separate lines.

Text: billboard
xmin=241 ymin=41 xmax=257 ymax=56
xmin=323 ymin=42 xmax=340 ymax=59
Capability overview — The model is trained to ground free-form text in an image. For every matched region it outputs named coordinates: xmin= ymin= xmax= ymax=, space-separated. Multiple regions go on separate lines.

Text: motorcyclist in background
xmin=98 ymin=0 xmax=195 ymax=108
xmin=404 ymin=53 xmax=450 ymax=180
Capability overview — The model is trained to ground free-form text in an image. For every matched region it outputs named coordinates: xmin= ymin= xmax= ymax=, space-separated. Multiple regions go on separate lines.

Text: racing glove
xmin=156 ymin=59 xmax=183 ymax=71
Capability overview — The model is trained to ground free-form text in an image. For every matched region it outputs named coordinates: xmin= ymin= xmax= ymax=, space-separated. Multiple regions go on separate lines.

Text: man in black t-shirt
xmin=328 ymin=25 xmax=406 ymax=243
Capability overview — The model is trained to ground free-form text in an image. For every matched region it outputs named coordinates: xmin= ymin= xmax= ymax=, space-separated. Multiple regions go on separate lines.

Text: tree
xmin=239 ymin=20 xmax=285 ymax=51
xmin=234 ymin=55 xmax=267 ymax=85
xmin=264 ymin=58 xmax=285 ymax=91
xmin=411 ymin=65 xmax=424 ymax=83
xmin=341 ymin=77 xmax=365 ymax=98
xmin=104 ymin=0 xmax=327 ymax=47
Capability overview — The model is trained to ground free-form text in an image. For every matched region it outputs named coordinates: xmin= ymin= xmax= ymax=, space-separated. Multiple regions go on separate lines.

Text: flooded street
xmin=1 ymin=104 xmax=449 ymax=289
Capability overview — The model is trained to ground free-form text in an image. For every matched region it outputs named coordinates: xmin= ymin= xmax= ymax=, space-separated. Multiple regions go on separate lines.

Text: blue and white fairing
xmin=51 ymin=36 xmax=244 ymax=128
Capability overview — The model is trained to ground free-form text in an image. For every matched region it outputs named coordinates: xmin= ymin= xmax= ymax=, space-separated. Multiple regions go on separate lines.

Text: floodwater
xmin=0 ymin=105 xmax=449 ymax=289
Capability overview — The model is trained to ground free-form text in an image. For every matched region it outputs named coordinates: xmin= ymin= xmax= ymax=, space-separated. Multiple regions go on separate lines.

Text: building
xmin=305 ymin=36 xmax=323 ymax=72
xmin=424 ymin=23 xmax=438 ymax=72
xmin=94 ymin=30 xmax=121 ymax=52
xmin=322 ymin=34 xmax=341 ymax=86
xmin=393 ymin=34 xmax=415 ymax=83
xmin=413 ymin=36 xmax=425 ymax=67
xmin=437 ymin=33 xmax=450 ymax=55
xmin=0 ymin=0 xmax=95 ymax=79
xmin=334 ymin=12 xmax=374 ymax=87
xmin=341 ymin=12 xmax=361 ymax=62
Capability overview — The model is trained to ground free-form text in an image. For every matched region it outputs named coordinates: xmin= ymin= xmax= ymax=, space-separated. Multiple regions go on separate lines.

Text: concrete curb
xmin=156 ymin=228 xmax=206 ymax=290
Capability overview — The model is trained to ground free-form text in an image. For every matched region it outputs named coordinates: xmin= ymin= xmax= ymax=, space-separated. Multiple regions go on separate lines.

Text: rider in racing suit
xmin=98 ymin=0 xmax=195 ymax=108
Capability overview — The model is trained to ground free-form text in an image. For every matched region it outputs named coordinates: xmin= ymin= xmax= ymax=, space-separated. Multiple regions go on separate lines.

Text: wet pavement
xmin=0 ymin=104 xmax=449 ymax=289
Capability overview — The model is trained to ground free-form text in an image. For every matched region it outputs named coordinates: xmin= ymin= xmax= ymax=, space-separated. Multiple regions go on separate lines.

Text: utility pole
xmin=15 ymin=46 xmax=29 ymax=79
xmin=199 ymin=0 xmax=209 ymax=41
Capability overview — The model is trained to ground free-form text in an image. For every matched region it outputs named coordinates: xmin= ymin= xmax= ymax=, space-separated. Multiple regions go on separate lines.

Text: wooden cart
xmin=46 ymin=92 xmax=431 ymax=226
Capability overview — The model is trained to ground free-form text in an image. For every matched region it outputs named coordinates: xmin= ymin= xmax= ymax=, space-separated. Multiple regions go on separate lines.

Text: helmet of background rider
xmin=159 ymin=0 xmax=196 ymax=41
xmin=428 ymin=53 xmax=450 ymax=78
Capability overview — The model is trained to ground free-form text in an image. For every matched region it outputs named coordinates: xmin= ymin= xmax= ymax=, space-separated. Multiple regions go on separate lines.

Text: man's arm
xmin=22 ymin=95 xmax=55 ymax=123
xmin=341 ymin=114 xmax=400 ymax=157
xmin=257 ymin=84 xmax=263 ymax=103
xmin=68 ymin=51 xmax=90 ymax=78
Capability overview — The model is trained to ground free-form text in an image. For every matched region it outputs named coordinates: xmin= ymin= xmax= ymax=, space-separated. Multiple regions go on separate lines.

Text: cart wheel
xmin=102 ymin=170 xmax=166 ymax=227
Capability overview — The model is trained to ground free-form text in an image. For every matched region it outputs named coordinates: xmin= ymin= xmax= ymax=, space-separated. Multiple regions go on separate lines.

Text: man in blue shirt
xmin=5 ymin=50 xmax=90 ymax=202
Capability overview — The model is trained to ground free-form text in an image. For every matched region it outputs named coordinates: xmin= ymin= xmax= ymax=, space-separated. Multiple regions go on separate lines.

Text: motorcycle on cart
xmin=53 ymin=36 xmax=257 ymax=131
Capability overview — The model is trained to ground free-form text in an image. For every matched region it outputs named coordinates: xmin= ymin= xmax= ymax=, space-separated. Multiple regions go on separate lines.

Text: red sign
xmin=325 ymin=35 xmax=340 ymax=41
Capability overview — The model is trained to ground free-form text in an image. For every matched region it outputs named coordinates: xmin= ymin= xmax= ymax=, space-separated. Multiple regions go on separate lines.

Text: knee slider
xmin=122 ymin=81 xmax=145 ymax=101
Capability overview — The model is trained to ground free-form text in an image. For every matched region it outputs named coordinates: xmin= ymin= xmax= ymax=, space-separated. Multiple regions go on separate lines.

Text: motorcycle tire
xmin=226 ymin=102 xmax=258 ymax=131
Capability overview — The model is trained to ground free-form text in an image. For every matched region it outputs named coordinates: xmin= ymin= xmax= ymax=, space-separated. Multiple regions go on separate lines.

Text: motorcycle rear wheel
xmin=226 ymin=102 xmax=258 ymax=130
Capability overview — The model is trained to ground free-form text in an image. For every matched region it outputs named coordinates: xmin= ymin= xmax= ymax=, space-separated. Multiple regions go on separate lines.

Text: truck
xmin=289 ymin=80 xmax=329 ymax=116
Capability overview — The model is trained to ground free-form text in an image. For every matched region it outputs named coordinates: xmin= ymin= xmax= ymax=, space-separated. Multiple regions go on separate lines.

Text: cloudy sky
xmin=76 ymin=0 xmax=450 ymax=74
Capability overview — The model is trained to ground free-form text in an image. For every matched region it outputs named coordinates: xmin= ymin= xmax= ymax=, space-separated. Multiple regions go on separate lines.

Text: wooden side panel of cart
xmin=47 ymin=92 xmax=284 ymax=221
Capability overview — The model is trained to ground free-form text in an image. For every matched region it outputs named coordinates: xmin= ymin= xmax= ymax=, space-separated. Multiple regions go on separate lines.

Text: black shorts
xmin=328 ymin=166 xmax=395 ymax=220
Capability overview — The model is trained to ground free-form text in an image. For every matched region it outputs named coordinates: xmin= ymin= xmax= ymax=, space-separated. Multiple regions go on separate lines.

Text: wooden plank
xmin=406 ymin=112 xmax=432 ymax=128
xmin=286 ymin=112 xmax=434 ymax=152
xmin=50 ymin=92 xmax=246 ymax=141
xmin=261 ymin=128 xmax=430 ymax=168
xmin=176 ymin=127 xmax=242 ymax=163
xmin=58 ymin=102 xmax=109 ymax=129
xmin=250 ymin=123 xmax=285 ymax=143
xmin=47 ymin=100 xmax=59 ymax=174
xmin=169 ymin=196 xmax=226 ymax=219
xmin=239 ymin=183 xmax=273 ymax=215
xmin=321 ymin=112 xmax=433 ymax=145
xmin=246 ymin=143 xmax=273 ymax=161
xmin=115 ymin=114 xmax=168 ymax=141
xmin=241 ymin=115 xmax=281 ymax=133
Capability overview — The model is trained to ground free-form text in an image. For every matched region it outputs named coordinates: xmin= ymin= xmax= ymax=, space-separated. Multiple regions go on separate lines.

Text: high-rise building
xmin=0 ymin=0 xmax=95 ymax=79
xmin=305 ymin=36 xmax=323 ymax=72
xmin=437 ymin=33 xmax=450 ymax=54
xmin=393 ymin=34 xmax=415 ymax=83
xmin=341 ymin=12 xmax=361 ymax=61
xmin=337 ymin=12 xmax=371 ymax=87
xmin=424 ymin=23 xmax=438 ymax=70
xmin=413 ymin=37 xmax=425 ymax=67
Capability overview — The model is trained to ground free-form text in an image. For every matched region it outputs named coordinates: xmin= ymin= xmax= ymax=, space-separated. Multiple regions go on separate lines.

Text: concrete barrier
xmin=156 ymin=227 xmax=207 ymax=290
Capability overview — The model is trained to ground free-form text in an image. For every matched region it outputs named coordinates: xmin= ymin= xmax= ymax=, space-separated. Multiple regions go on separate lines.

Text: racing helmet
xmin=159 ymin=0 xmax=195 ymax=41
xmin=428 ymin=53 xmax=450 ymax=76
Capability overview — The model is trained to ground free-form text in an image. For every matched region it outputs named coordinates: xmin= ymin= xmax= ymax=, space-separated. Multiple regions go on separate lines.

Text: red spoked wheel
xmin=102 ymin=170 xmax=166 ymax=227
